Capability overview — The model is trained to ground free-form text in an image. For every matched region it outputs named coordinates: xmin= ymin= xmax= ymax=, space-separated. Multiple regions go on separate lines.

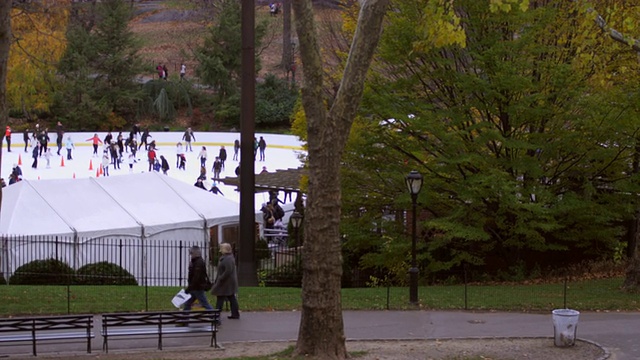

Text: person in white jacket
xmin=198 ymin=146 xmax=207 ymax=168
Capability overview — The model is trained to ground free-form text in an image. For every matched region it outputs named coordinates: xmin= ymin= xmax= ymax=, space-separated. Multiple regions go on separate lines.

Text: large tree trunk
xmin=0 ymin=0 xmax=11 ymax=282
xmin=282 ymin=0 xmax=292 ymax=72
xmin=0 ymin=1 xmax=11 ymax=198
xmin=292 ymin=0 xmax=389 ymax=358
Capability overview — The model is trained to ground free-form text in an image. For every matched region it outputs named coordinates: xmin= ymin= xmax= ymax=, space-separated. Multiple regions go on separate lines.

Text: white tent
xmin=0 ymin=172 xmax=260 ymax=285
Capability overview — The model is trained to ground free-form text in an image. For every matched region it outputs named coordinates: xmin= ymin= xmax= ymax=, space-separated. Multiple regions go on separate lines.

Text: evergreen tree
xmin=195 ymin=0 xmax=266 ymax=125
xmin=54 ymin=0 xmax=144 ymax=130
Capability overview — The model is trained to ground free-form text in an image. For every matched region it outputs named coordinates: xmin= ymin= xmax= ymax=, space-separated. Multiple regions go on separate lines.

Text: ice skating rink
xmin=1 ymin=131 xmax=305 ymax=209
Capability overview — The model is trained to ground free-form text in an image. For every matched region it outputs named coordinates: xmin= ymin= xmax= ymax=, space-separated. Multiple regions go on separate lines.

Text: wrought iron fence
xmin=1 ymin=235 xmax=209 ymax=287
xmin=0 ymin=235 xmax=627 ymax=316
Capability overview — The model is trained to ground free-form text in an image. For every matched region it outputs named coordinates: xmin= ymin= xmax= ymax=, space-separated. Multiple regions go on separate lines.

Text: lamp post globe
xmin=405 ymin=170 xmax=423 ymax=305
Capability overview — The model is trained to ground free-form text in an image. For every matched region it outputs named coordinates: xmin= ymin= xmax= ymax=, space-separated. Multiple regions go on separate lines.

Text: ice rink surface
xmin=1 ymin=131 xmax=305 ymax=210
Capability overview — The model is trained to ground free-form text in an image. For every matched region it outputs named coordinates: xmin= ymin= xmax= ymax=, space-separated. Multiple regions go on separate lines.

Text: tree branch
xmin=590 ymin=8 xmax=640 ymax=52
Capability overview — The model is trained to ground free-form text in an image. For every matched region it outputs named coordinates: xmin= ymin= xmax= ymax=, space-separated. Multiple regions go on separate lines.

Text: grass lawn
xmin=1 ymin=277 xmax=638 ymax=316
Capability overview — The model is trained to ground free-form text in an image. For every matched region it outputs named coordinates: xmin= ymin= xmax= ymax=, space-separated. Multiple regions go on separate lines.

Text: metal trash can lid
xmin=552 ymin=309 xmax=580 ymax=316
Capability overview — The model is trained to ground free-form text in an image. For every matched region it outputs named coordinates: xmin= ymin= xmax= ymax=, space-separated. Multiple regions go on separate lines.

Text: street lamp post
xmin=405 ymin=170 xmax=423 ymax=305
xmin=290 ymin=211 xmax=303 ymax=247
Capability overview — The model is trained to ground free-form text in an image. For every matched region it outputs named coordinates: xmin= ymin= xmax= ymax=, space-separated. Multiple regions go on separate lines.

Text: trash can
xmin=552 ymin=309 xmax=580 ymax=347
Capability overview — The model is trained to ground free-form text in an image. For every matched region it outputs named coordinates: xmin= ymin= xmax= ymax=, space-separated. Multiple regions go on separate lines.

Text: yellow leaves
xmin=414 ymin=0 xmax=467 ymax=52
xmin=8 ymin=1 xmax=69 ymax=112
xmin=489 ymin=0 xmax=529 ymax=13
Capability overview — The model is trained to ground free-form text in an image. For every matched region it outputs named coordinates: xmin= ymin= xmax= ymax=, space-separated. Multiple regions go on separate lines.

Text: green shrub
xmin=75 ymin=262 xmax=138 ymax=285
xmin=264 ymin=255 xmax=302 ymax=288
xmin=255 ymin=238 xmax=271 ymax=264
xmin=0 ymin=275 xmax=6 ymax=285
xmin=9 ymin=258 xmax=75 ymax=285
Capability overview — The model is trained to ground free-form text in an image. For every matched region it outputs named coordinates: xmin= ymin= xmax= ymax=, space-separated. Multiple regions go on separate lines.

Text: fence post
xmin=464 ymin=263 xmax=468 ymax=310
xmin=179 ymin=241 xmax=183 ymax=285
xmin=563 ymin=276 xmax=568 ymax=309
xmin=67 ymin=283 xmax=71 ymax=314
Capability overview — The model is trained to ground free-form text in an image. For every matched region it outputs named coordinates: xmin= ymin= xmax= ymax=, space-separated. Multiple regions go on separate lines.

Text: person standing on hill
xmin=86 ymin=133 xmax=103 ymax=157
xmin=180 ymin=63 xmax=186 ymax=81
xmin=182 ymin=127 xmax=195 ymax=152
xmin=162 ymin=64 xmax=168 ymax=80
xmin=211 ymin=243 xmax=240 ymax=319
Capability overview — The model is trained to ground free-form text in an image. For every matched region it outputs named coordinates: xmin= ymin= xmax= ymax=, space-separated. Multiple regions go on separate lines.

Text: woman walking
xmin=211 ymin=243 xmax=240 ymax=319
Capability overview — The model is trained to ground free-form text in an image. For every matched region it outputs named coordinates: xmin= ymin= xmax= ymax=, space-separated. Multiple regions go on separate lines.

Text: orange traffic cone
xmin=18 ymin=153 xmax=22 ymax=165
xmin=96 ymin=168 xmax=100 ymax=177
xmin=60 ymin=156 xmax=65 ymax=167
xmin=89 ymin=159 xmax=93 ymax=170
xmin=73 ymin=172 xmax=76 ymax=179
xmin=99 ymin=165 xmax=103 ymax=175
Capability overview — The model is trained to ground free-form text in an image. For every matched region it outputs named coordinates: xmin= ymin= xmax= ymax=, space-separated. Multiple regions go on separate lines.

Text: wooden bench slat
xmin=102 ymin=310 xmax=220 ymax=352
xmin=0 ymin=315 xmax=94 ymax=356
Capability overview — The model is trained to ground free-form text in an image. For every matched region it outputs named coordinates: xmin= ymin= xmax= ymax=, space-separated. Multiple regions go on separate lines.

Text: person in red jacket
xmin=85 ymin=133 xmax=103 ymax=157
xmin=147 ymin=147 xmax=156 ymax=172
xmin=4 ymin=126 xmax=11 ymax=152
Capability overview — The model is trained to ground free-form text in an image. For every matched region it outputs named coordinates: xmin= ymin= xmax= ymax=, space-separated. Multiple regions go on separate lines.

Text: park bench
xmin=0 ymin=314 xmax=94 ymax=356
xmin=101 ymin=310 xmax=220 ymax=352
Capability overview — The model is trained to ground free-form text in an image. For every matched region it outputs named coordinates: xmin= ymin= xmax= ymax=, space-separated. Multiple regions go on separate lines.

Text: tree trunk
xmin=282 ymin=0 xmax=292 ymax=72
xmin=292 ymin=0 xmax=389 ymax=358
xmin=0 ymin=0 xmax=11 ymax=200
xmin=0 ymin=0 xmax=11 ymax=283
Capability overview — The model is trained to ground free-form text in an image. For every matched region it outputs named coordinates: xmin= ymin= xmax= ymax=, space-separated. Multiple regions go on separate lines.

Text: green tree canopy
xmin=53 ymin=0 xmax=144 ymax=130
xmin=343 ymin=0 xmax=640 ymax=279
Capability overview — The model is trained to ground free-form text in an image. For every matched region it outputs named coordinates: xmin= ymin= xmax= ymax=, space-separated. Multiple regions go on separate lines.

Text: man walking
xmin=181 ymin=246 xmax=214 ymax=314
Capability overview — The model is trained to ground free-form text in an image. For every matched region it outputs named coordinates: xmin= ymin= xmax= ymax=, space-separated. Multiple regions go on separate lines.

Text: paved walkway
xmin=3 ymin=311 xmax=639 ymax=359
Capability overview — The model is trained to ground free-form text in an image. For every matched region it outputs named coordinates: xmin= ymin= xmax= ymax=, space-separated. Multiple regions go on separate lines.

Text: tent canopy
xmin=1 ymin=172 xmax=247 ymax=242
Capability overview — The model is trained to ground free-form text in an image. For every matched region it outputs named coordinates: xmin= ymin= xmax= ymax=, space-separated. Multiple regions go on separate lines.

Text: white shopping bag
xmin=171 ymin=289 xmax=191 ymax=308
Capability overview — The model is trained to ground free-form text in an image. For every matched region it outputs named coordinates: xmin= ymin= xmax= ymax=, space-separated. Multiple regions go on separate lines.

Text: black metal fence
xmin=0 ymin=235 xmax=629 ymax=316
xmin=1 ymin=236 xmax=209 ymax=287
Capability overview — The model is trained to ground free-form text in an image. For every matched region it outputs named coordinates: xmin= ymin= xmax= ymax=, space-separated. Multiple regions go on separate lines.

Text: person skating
xmin=65 ymin=136 xmax=75 ymax=160
xmin=86 ymin=133 xmax=103 ymax=157
xmin=182 ymin=128 xmax=195 ymax=152
xmin=4 ymin=125 xmax=11 ymax=152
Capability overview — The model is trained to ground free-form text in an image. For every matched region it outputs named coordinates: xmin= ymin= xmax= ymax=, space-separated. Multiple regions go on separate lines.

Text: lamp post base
xmin=409 ymin=267 xmax=419 ymax=305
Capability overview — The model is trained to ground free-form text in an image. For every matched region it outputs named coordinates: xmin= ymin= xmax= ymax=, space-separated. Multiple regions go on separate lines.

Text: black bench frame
xmin=0 ymin=314 xmax=94 ymax=356
xmin=101 ymin=310 xmax=220 ymax=352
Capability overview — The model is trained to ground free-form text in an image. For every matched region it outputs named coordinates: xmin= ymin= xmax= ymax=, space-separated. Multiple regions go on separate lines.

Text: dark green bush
xmin=256 ymin=73 xmax=298 ymax=127
xmin=9 ymin=258 xmax=75 ymax=285
xmin=75 ymin=262 xmax=138 ymax=285
xmin=0 ymin=275 xmax=6 ymax=285
xmin=255 ymin=238 xmax=271 ymax=264
xmin=264 ymin=255 xmax=302 ymax=288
